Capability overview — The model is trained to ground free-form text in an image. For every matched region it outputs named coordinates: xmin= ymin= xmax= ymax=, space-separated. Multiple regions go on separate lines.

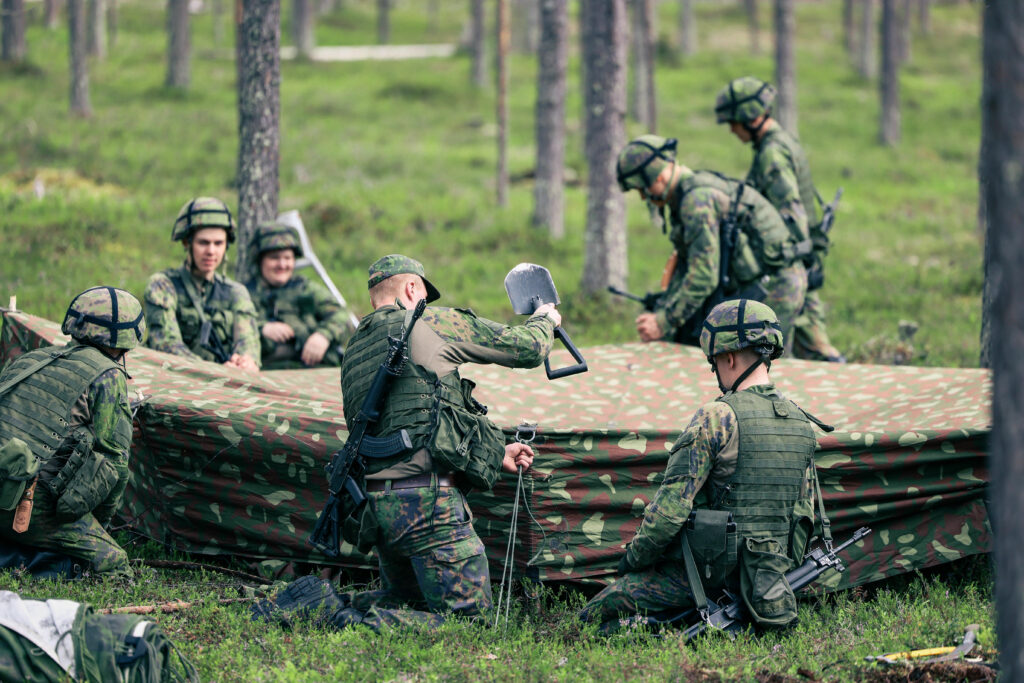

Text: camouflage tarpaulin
xmin=1 ymin=310 xmax=991 ymax=590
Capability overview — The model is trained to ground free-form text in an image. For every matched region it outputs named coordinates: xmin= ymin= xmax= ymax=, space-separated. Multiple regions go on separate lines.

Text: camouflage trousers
xmin=579 ymin=561 xmax=697 ymax=624
xmin=0 ymin=490 xmax=130 ymax=578
xmin=793 ymin=290 xmax=844 ymax=361
xmin=0 ymin=627 xmax=68 ymax=681
xmin=761 ymin=261 xmax=808 ymax=355
xmin=340 ymin=481 xmax=492 ymax=631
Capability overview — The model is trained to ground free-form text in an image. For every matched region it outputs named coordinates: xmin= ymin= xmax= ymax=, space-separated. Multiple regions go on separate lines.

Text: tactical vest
xmin=712 ymin=389 xmax=816 ymax=563
xmin=0 ymin=344 xmax=119 ymax=464
xmin=163 ymin=267 xmax=237 ymax=362
xmin=675 ymin=171 xmax=797 ymax=285
xmin=341 ymin=307 xmax=472 ymax=476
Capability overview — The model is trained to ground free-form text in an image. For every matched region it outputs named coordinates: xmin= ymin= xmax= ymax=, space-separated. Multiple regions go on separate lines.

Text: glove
xmin=617 ymin=553 xmax=636 ymax=577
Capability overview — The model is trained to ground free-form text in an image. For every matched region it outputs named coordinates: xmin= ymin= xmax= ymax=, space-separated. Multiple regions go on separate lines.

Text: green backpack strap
xmin=680 ymin=533 xmax=710 ymax=621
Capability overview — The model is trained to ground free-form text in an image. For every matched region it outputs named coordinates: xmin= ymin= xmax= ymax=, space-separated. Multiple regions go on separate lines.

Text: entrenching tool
xmin=504 ymin=264 xmax=587 ymax=380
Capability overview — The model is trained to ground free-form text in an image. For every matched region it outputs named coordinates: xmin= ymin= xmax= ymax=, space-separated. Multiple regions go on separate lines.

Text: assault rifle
xmin=718 ymin=181 xmax=746 ymax=293
xmin=681 ymin=526 xmax=872 ymax=640
xmin=606 ymin=287 xmax=663 ymax=312
xmin=308 ymin=298 xmax=426 ymax=557
xmin=818 ymin=187 xmax=843 ymax=237
xmin=198 ymin=320 xmax=231 ymax=364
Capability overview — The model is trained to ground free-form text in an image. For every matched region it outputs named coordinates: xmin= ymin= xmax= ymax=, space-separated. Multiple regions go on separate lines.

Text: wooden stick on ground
xmin=99 ymin=597 xmax=255 ymax=615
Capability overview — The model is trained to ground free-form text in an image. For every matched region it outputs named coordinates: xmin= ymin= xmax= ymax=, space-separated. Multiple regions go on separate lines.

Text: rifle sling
xmin=179 ymin=274 xmax=228 ymax=358
xmin=680 ymin=533 xmax=710 ymax=619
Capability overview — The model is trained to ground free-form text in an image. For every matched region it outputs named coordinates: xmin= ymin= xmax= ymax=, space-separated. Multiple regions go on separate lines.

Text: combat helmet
xmin=714 ymin=77 xmax=776 ymax=125
xmin=61 ymin=286 xmax=147 ymax=350
xmin=255 ymin=222 xmax=304 ymax=258
xmin=172 ymin=197 xmax=236 ymax=243
xmin=616 ymin=135 xmax=678 ymax=192
xmin=700 ymin=299 xmax=782 ymax=393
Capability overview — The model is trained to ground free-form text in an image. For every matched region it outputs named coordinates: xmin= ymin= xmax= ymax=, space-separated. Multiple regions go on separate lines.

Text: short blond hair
xmin=370 ymin=273 xmax=417 ymax=308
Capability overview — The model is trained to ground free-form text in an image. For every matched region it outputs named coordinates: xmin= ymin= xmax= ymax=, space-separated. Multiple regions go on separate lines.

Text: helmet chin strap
xmin=644 ymin=164 xmax=678 ymax=233
xmin=715 ymin=352 xmax=771 ymax=394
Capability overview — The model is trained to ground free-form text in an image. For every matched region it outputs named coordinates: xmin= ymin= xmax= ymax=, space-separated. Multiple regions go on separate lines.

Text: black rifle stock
xmin=606 ymin=286 xmax=663 ymax=312
xmin=682 ymin=526 xmax=872 ymax=640
xmin=308 ymin=298 xmax=427 ymax=557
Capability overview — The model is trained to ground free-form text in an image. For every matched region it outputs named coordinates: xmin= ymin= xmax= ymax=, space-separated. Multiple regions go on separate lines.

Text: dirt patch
xmin=0 ymin=167 xmax=126 ymax=200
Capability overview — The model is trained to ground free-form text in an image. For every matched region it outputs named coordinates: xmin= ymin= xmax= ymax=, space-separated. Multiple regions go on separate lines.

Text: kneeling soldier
xmin=0 ymin=287 xmax=146 ymax=578
xmin=580 ymin=300 xmax=818 ymax=630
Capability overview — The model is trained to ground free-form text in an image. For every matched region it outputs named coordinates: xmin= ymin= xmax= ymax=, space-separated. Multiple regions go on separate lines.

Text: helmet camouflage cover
xmin=256 ymin=222 xmax=304 ymax=258
xmin=172 ymin=197 xmax=236 ymax=243
xmin=715 ymin=77 xmax=776 ymax=124
xmin=61 ymin=286 xmax=147 ymax=350
xmin=615 ymin=135 xmax=678 ymax=192
xmin=700 ymin=299 xmax=783 ymax=360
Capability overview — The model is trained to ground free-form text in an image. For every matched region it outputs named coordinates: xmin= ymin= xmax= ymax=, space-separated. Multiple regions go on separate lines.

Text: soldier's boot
xmin=250 ymin=575 xmax=349 ymax=628
xmin=327 ymin=607 xmax=369 ymax=630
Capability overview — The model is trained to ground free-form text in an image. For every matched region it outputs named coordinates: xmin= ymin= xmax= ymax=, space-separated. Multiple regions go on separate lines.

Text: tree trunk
xmin=773 ymin=0 xmax=797 ymax=134
xmin=496 ymin=0 xmax=509 ymax=207
xmin=1 ymin=0 xmax=26 ymax=61
xmin=68 ymin=0 xmax=91 ymax=116
xmin=292 ymin=0 xmax=314 ymax=58
xmin=857 ymin=0 xmax=876 ymax=79
xmin=470 ymin=0 xmax=486 ymax=88
xmin=213 ymin=0 xmax=225 ymax=45
xmin=166 ymin=0 xmax=190 ymax=88
xmin=629 ymin=0 xmax=656 ymax=132
xmin=44 ymin=0 xmax=59 ymax=29
xmin=512 ymin=0 xmax=538 ymax=54
xmin=532 ymin=0 xmax=567 ymax=238
xmin=746 ymin=0 xmax=760 ymax=55
xmin=917 ymin=0 xmax=929 ymax=35
xmin=86 ymin=0 xmax=105 ymax=58
xmin=879 ymin=0 xmax=900 ymax=145
xmin=843 ymin=0 xmax=855 ymax=58
xmin=897 ymin=0 xmax=911 ymax=64
xmin=107 ymin=0 xmax=117 ymax=49
xmin=984 ymin=2 xmax=1024 ymax=676
xmin=376 ymin=0 xmax=388 ymax=44
xmin=678 ymin=0 xmax=695 ymax=57
xmin=581 ymin=0 xmax=627 ymax=294
xmin=235 ymin=0 xmax=281 ymax=281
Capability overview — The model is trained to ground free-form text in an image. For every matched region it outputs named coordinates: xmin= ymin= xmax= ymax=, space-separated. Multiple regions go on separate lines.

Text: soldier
xmin=579 ymin=300 xmax=818 ymax=629
xmin=255 ymin=254 xmax=559 ymax=631
xmin=0 ymin=287 xmax=146 ymax=579
xmin=715 ymin=77 xmax=845 ymax=362
xmin=143 ymin=197 xmax=261 ymax=372
xmin=616 ymin=135 xmax=807 ymax=348
xmin=246 ymin=222 xmax=355 ymax=369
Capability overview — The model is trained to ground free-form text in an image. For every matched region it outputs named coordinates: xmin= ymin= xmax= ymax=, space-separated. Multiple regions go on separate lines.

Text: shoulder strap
xmin=176 ymin=272 xmax=211 ymax=326
xmin=0 ymin=346 xmax=83 ymax=400
xmin=810 ymin=462 xmax=833 ymax=552
xmin=680 ymin=534 xmax=710 ymax=620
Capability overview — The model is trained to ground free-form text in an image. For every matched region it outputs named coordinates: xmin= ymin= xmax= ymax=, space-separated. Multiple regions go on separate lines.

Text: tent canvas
xmin=0 ymin=310 xmax=991 ymax=590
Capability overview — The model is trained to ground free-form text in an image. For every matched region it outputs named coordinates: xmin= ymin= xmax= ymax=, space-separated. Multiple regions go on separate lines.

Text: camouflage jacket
xmin=143 ymin=264 xmax=261 ymax=365
xmin=624 ymin=383 xmax=814 ymax=569
xmin=246 ymin=275 xmax=354 ymax=368
xmin=748 ymin=125 xmax=818 ymax=245
xmin=352 ymin=303 xmax=556 ymax=480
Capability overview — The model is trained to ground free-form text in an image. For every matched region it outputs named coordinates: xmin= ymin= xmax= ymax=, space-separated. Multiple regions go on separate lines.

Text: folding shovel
xmin=504 ymin=263 xmax=588 ymax=380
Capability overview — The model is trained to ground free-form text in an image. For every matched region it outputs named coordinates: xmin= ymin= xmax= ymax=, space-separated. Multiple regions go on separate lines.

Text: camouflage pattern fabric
xmin=700 ymin=299 xmax=783 ymax=359
xmin=579 ymin=561 xmax=696 ymax=624
xmin=61 ymin=287 xmax=147 ymax=351
xmin=0 ymin=311 xmax=991 ymax=592
xmin=367 ymin=254 xmax=441 ymax=303
xmin=143 ymin=264 xmax=261 ymax=364
xmin=794 ymin=291 xmax=844 ymax=362
xmin=335 ymin=484 xmax=490 ymax=631
xmin=246 ymin=275 xmax=353 ymax=369
xmin=714 ymin=77 xmax=776 ymax=125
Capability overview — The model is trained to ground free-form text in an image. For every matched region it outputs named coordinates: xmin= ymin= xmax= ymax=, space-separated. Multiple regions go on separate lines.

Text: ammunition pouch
xmin=337 ymin=473 xmax=377 ymax=554
xmin=0 ymin=439 xmax=39 ymax=512
xmin=45 ymin=429 xmax=119 ymax=523
xmin=428 ymin=379 xmax=504 ymax=490
xmin=738 ymin=536 xmax=798 ymax=629
xmin=679 ymin=509 xmax=737 ymax=591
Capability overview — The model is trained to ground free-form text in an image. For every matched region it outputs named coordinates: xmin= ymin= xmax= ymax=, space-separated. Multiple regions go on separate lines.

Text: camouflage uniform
xmin=658 ymin=168 xmax=806 ymax=347
xmin=247 ymin=276 xmax=353 ymax=369
xmin=0 ymin=288 xmax=144 ymax=578
xmin=336 ymin=255 xmax=555 ymax=631
xmin=144 ymin=264 xmax=261 ymax=364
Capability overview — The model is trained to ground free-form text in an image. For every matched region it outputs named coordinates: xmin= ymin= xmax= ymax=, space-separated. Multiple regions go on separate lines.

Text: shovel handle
xmin=545 ymin=327 xmax=588 ymax=380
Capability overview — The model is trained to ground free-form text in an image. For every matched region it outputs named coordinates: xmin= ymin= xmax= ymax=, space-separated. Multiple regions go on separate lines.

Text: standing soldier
xmin=579 ymin=300 xmax=820 ymax=630
xmin=143 ymin=197 xmax=261 ymax=372
xmin=0 ymin=287 xmax=146 ymax=579
xmin=715 ymin=77 xmax=845 ymax=362
xmin=246 ymin=222 xmax=356 ymax=369
xmin=616 ymin=135 xmax=807 ymax=348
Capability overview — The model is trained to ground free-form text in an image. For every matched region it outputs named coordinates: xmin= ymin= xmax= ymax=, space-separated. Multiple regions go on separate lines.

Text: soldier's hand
xmin=635 ymin=313 xmax=663 ymax=342
xmin=262 ymin=322 xmax=296 ymax=343
xmin=226 ymin=353 xmax=260 ymax=374
xmin=502 ymin=442 xmax=535 ymax=473
xmin=534 ymin=303 xmax=562 ymax=328
xmin=301 ymin=332 xmax=330 ymax=366
xmin=617 ymin=553 xmax=636 ymax=577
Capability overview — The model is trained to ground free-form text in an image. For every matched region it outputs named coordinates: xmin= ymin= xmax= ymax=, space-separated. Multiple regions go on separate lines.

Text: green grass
xmin=0 ymin=0 xmax=984 ymax=366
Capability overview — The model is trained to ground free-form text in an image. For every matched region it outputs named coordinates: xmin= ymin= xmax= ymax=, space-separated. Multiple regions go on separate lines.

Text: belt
xmin=365 ymin=473 xmax=455 ymax=492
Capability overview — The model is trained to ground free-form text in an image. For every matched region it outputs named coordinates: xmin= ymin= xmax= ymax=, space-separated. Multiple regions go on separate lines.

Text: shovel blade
xmin=504 ymin=263 xmax=560 ymax=315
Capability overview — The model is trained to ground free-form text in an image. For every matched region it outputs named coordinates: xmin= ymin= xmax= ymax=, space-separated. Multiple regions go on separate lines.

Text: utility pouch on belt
xmin=738 ymin=536 xmax=799 ymax=629
xmin=339 ymin=483 xmax=378 ymax=554
xmin=0 ymin=438 xmax=39 ymax=512
xmin=47 ymin=429 xmax=119 ymax=523
xmin=429 ymin=379 xmax=504 ymax=490
xmin=684 ymin=509 xmax=737 ymax=589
